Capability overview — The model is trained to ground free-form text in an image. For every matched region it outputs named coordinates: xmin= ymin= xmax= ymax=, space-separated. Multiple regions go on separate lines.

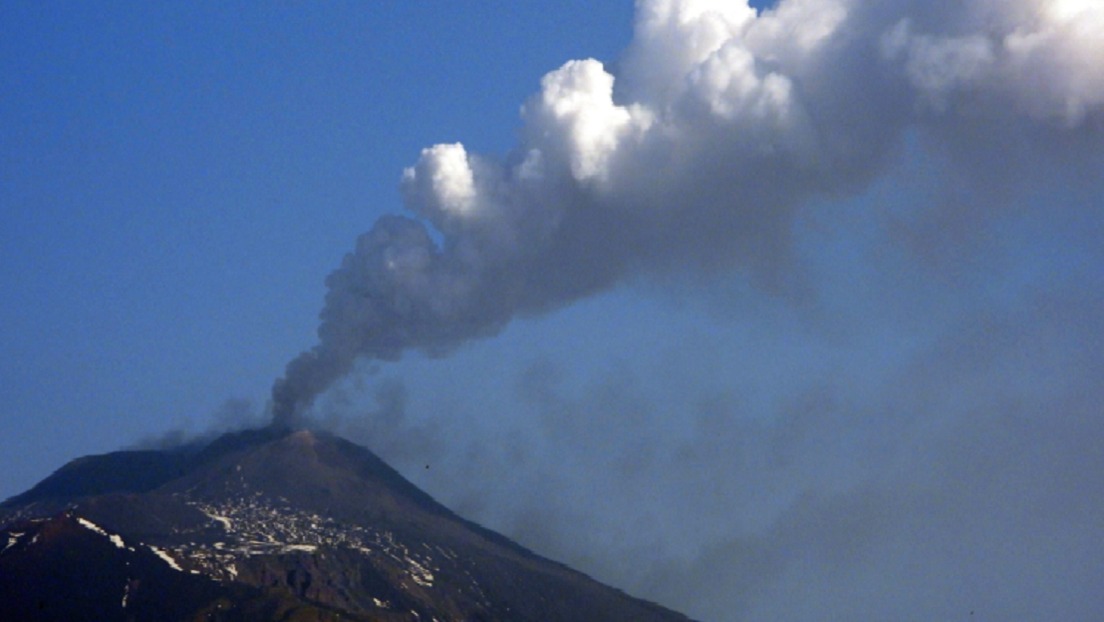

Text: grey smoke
xmin=271 ymin=0 xmax=1103 ymax=425
xmin=131 ymin=398 xmax=267 ymax=451
xmin=333 ymin=281 xmax=1104 ymax=621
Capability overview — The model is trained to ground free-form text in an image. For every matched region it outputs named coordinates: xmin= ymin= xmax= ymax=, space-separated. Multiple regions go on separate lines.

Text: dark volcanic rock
xmin=0 ymin=512 xmax=353 ymax=621
xmin=1 ymin=428 xmax=693 ymax=622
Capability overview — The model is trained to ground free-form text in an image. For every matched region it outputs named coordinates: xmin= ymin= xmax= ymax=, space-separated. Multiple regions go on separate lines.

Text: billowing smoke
xmin=271 ymin=0 xmax=1103 ymax=425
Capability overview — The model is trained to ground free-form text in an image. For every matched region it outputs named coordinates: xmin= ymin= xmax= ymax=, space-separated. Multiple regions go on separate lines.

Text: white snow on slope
xmin=148 ymin=545 xmax=184 ymax=572
xmin=2 ymin=532 xmax=24 ymax=555
xmin=76 ymin=517 xmax=107 ymax=536
xmin=76 ymin=517 xmax=126 ymax=549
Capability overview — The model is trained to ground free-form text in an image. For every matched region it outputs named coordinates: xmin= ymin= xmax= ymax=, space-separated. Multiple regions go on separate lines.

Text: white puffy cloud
xmin=880 ymin=1 xmax=1104 ymax=125
xmin=522 ymin=59 xmax=653 ymax=185
xmin=402 ymin=143 xmax=478 ymax=224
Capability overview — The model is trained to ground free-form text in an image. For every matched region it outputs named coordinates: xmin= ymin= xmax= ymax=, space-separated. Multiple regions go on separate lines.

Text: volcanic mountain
xmin=0 ymin=427 xmax=693 ymax=621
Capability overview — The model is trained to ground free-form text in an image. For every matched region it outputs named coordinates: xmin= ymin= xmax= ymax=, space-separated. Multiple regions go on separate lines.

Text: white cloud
xmin=522 ymin=59 xmax=652 ymax=185
xmin=402 ymin=143 xmax=477 ymax=226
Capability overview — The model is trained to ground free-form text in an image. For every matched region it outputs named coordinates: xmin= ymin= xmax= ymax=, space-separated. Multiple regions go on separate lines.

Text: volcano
xmin=0 ymin=427 xmax=693 ymax=621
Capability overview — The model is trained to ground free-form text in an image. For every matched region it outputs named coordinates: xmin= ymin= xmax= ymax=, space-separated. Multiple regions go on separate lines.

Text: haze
xmin=3 ymin=1 xmax=1102 ymax=620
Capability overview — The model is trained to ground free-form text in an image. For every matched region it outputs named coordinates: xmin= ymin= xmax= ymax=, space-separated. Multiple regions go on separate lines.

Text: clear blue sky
xmin=3 ymin=2 xmax=1102 ymax=620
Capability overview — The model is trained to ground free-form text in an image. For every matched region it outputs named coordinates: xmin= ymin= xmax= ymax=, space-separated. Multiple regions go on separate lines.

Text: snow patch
xmin=75 ymin=517 xmax=125 ymax=549
xmin=408 ymin=557 xmax=435 ymax=587
xmin=2 ymin=533 xmax=24 ymax=555
xmin=199 ymin=508 xmax=233 ymax=532
xmin=148 ymin=545 xmax=184 ymax=572
xmin=76 ymin=517 xmax=107 ymax=537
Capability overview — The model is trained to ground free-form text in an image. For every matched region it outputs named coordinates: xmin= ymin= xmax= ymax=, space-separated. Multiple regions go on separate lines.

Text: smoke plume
xmin=271 ymin=0 xmax=1103 ymax=425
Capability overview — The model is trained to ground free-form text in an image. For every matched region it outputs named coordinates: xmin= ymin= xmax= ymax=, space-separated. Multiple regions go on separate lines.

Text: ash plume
xmin=271 ymin=0 xmax=1104 ymax=425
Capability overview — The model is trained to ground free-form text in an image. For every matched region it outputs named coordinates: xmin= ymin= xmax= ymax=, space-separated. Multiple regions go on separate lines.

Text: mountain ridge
xmin=1 ymin=427 xmax=695 ymax=622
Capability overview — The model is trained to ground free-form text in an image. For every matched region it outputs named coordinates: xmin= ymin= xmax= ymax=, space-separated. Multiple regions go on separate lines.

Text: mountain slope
xmin=1 ymin=428 xmax=693 ymax=622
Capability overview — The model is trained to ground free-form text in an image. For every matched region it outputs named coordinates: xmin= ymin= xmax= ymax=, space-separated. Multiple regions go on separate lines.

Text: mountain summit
xmin=0 ymin=428 xmax=693 ymax=621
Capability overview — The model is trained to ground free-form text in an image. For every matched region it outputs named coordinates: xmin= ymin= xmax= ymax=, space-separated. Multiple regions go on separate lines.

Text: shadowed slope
xmin=1 ymin=428 xmax=694 ymax=622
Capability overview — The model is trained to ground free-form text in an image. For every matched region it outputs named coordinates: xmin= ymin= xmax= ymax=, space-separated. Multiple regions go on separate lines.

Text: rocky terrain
xmin=0 ymin=427 xmax=694 ymax=622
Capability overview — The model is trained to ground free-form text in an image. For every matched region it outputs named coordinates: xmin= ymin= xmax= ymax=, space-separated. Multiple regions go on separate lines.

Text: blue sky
xmin=3 ymin=2 xmax=1103 ymax=620
xmin=2 ymin=1 xmax=636 ymax=482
